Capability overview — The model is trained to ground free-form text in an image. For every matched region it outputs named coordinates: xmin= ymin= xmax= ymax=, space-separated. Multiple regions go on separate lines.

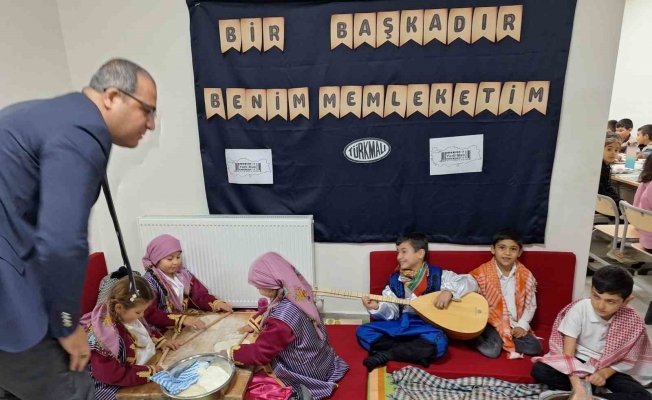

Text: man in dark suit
xmin=0 ymin=58 xmax=157 ymax=400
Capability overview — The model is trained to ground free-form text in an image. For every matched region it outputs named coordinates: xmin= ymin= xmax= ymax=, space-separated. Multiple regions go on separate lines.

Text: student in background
xmin=599 ymin=133 xmax=622 ymax=206
xmin=636 ymin=125 xmax=652 ymax=158
xmin=634 ymin=155 xmax=652 ymax=253
xmin=607 ymin=119 xmax=617 ymax=133
xmin=616 ymin=118 xmax=634 ymax=152
xmin=633 ymin=156 xmax=652 ymax=325
xmin=531 ymin=265 xmax=652 ymax=400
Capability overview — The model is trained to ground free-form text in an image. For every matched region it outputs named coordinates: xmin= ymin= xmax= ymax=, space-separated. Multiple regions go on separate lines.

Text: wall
xmin=0 ymin=0 xmax=72 ymax=109
xmin=56 ymin=0 xmax=210 ymax=268
xmin=52 ymin=0 xmax=623 ymax=315
xmin=610 ymin=0 xmax=652 ymax=129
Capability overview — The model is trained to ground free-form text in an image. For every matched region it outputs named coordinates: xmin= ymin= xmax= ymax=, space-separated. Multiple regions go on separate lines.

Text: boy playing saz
xmin=356 ymin=233 xmax=478 ymax=371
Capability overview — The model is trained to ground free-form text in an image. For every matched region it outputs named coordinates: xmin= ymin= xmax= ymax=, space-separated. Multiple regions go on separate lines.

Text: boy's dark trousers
xmin=362 ymin=335 xmax=440 ymax=372
xmin=531 ymin=362 xmax=652 ymax=400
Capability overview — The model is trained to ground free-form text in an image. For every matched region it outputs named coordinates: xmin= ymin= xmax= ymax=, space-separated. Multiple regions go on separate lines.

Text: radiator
xmin=137 ymin=215 xmax=314 ymax=308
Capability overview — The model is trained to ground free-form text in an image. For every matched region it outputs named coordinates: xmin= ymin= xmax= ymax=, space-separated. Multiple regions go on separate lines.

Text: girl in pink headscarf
xmin=81 ymin=273 xmax=180 ymax=400
xmin=142 ymin=234 xmax=232 ymax=332
xmin=220 ymin=252 xmax=349 ymax=400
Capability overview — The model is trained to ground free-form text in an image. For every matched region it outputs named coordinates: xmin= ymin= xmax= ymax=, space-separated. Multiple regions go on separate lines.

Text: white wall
xmin=12 ymin=0 xmax=618 ymax=315
xmin=56 ymin=0 xmax=210 ymax=270
xmin=610 ymin=0 xmax=652 ymax=129
xmin=0 ymin=0 xmax=72 ymax=109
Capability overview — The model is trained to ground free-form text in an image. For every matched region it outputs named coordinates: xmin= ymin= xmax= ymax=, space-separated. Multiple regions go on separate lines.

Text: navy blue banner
xmin=188 ymin=0 xmax=577 ymax=244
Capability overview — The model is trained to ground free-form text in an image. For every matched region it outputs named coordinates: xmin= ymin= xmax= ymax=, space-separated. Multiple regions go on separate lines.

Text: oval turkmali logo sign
xmin=343 ymin=138 xmax=391 ymax=163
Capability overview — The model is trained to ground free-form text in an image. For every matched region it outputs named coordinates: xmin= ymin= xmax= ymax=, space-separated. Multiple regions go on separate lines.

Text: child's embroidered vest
xmin=268 ymin=299 xmax=349 ymax=399
xmin=388 ymin=264 xmax=442 ymax=315
xmin=87 ymin=323 xmax=131 ymax=400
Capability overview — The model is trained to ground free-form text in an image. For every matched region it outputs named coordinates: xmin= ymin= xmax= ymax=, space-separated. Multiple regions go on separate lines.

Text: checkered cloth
xmin=389 ymin=366 xmax=544 ymax=400
xmin=150 ymin=361 xmax=209 ymax=395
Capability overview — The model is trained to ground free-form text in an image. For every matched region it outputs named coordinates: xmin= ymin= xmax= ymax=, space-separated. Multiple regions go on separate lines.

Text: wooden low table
xmin=612 ymin=171 xmax=640 ymax=204
xmin=612 ymin=172 xmax=640 ymax=188
xmin=117 ymin=312 xmax=256 ymax=400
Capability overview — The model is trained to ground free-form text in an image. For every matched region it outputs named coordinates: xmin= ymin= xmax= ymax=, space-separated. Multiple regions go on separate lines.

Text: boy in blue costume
xmin=356 ymin=233 xmax=478 ymax=371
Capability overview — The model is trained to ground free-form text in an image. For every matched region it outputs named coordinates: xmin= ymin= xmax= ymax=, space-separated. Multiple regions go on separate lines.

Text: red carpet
xmin=325 ymin=325 xmax=368 ymax=400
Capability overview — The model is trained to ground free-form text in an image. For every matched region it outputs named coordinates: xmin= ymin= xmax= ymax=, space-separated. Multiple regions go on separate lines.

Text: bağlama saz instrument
xmin=313 ymin=288 xmax=489 ymax=340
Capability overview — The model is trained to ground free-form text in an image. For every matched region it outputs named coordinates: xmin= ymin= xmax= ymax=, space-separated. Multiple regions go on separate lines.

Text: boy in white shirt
xmin=469 ymin=229 xmax=542 ymax=359
xmin=531 ymin=265 xmax=652 ymax=400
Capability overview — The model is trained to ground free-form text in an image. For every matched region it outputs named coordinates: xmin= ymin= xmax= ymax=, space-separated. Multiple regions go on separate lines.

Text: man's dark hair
xmin=492 ymin=229 xmax=523 ymax=249
xmin=616 ymin=118 xmax=633 ymax=130
xmin=396 ymin=233 xmax=428 ymax=261
xmin=592 ymin=265 xmax=633 ymax=300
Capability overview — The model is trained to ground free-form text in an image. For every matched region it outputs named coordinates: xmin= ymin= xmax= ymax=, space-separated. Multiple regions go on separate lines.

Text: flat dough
xmin=213 ymin=338 xmax=250 ymax=352
xmin=177 ymin=384 xmax=206 ymax=397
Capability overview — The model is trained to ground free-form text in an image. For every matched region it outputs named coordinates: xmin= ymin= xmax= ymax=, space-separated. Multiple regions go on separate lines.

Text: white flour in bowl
xmin=176 ymin=365 xmax=231 ymax=398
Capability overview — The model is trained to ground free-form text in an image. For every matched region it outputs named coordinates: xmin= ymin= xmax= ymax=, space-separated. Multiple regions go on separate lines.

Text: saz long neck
xmin=313 ymin=288 xmax=411 ymax=306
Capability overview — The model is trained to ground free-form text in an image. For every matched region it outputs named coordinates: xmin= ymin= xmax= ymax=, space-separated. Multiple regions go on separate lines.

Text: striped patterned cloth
xmin=389 ymin=366 xmax=543 ymax=400
xmin=150 ymin=361 xmax=208 ymax=395
xmin=268 ymin=299 xmax=349 ymax=400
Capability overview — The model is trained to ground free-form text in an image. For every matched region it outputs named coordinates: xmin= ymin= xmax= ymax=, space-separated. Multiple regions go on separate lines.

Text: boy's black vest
xmin=388 ymin=263 xmax=442 ymax=315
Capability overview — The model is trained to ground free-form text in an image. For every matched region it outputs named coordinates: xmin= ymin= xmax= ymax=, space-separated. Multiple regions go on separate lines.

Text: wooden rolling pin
xmin=157 ymin=331 xmax=179 ymax=367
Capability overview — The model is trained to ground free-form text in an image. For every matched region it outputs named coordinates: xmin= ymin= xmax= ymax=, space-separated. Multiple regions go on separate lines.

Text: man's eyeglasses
xmin=104 ymin=88 xmax=156 ymax=118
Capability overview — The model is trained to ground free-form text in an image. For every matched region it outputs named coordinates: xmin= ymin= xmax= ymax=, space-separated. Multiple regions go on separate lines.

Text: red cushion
xmin=80 ymin=252 xmax=108 ymax=315
xmin=370 ymin=250 xmax=575 ymax=383
xmin=386 ymin=328 xmax=552 ymax=383
xmin=325 ymin=325 xmax=368 ymax=400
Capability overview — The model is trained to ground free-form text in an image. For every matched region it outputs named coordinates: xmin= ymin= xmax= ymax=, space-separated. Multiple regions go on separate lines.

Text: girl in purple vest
xmin=222 ymin=252 xmax=348 ymax=400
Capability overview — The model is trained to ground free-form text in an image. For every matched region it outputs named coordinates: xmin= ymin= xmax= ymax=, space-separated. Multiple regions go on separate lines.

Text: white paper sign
xmin=225 ymin=149 xmax=273 ymax=184
xmin=430 ymin=134 xmax=483 ymax=176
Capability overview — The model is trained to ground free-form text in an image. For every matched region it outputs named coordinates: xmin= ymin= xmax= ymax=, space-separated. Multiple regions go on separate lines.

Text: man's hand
xmin=512 ymin=327 xmax=527 ymax=338
xmin=183 ymin=316 xmax=206 ymax=329
xmin=434 ymin=291 xmax=453 ymax=310
xmin=58 ymin=325 xmax=91 ymax=372
xmin=362 ymin=296 xmax=379 ymax=310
